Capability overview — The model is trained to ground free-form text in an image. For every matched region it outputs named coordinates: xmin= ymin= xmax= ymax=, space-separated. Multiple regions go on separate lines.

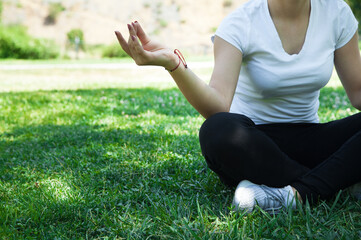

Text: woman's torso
xmin=214 ymin=0 xmax=358 ymax=124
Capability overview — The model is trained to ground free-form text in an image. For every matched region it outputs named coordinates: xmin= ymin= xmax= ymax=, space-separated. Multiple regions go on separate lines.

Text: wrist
xmin=165 ymin=49 xmax=188 ymax=72
xmin=164 ymin=52 xmax=180 ymax=71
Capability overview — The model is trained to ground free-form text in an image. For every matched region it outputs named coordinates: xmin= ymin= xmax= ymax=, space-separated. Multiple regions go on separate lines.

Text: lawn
xmin=1 ymin=63 xmax=361 ymax=239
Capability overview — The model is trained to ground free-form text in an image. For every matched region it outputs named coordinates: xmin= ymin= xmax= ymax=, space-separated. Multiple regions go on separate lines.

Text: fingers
xmin=131 ymin=22 xmax=138 ymax=35
xmin=127 ymin=23 xmax=137 ymax=42
xmin=114 ymin=31 xmax=132 ymax=57
xmin=127 ymin=23 xmax=150 ymax=65
xmin=133 ymin=22 xmax=151 ymax=46
xmin=114 ymin=22 xmax=152 ymax=65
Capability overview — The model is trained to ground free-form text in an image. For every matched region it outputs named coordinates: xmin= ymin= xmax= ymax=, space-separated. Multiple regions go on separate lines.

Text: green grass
xmin=1 ymin=70 xmax=361 ymax=238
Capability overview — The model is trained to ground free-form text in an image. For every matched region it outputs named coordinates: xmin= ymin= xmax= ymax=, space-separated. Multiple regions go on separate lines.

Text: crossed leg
xmin=199 ymin=112 xmax=361 ymax=203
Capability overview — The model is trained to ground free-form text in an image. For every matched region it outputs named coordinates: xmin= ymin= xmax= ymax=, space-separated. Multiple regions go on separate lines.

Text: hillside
xmin=2 ymin=0 xmax=248 ymax=55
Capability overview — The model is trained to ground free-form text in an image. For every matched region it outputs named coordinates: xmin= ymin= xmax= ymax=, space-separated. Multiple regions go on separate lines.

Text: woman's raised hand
xmin=115 ymin=22 xmax=178 ymax=70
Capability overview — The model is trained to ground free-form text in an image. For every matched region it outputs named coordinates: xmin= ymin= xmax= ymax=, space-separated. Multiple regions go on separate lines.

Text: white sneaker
xmin=348 ymin=182 xmax=361 ymax=200
xmin=232 ymin=180 xmax=297 ymax=213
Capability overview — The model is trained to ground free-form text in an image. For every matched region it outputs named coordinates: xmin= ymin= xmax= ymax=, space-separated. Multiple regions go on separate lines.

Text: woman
xmin=115 ymin=0 xmax=361 ymax=213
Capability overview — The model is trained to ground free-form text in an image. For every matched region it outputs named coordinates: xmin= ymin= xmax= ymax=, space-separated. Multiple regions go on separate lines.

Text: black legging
xmin=199 ymin=112 xmax=361 ymax=203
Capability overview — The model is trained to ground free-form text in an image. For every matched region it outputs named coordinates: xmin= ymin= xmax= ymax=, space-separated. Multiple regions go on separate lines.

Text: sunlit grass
xmin=0 ymin=65 xmax=361 ymax=238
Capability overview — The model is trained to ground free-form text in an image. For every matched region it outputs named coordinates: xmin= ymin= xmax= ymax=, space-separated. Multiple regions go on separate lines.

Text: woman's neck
xmin=268 ymin=0 xmax=311 ymax=20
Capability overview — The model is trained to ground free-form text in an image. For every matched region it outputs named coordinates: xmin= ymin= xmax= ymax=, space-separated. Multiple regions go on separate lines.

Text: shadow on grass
xmin=1 ymin=86 xmax=360 ymax=238
xmin=0 ymin=121 xmax=227 ymax=238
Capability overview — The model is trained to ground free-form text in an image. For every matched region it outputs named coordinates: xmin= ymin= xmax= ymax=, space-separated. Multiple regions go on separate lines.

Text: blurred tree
xmin=67 ymin=29 xmax=85 ymax=59
xmin=67 ymin=29 xmax=85 ymax=50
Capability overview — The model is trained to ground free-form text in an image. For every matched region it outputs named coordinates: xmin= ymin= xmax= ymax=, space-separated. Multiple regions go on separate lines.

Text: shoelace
xmin=258 ymin=185 xmax=287 ymax=211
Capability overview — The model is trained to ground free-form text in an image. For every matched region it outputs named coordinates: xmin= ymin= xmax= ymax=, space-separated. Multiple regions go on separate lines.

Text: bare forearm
xmin=169 ymin=65 xmax=229 ymax=119
xmin=115 ymin=23 xmax=239 ymax=118
xmin=347 ymin=89 xmax=361 ymax=110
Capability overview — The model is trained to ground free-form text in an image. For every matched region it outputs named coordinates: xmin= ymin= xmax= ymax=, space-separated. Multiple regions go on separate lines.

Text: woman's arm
xmin=334 ymin=32 xmax=361 ymax=110
xmin=170 ymin=36 xmax=242 ymax=118
xmin=115 ymin=22 xmax=242 ymax=119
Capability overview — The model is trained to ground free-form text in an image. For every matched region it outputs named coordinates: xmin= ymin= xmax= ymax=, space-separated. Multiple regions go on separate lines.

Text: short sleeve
xmin=335 ymin=1 xmax=359 ymax=49
xmin=212 ymin=7 xmax=250 ymax=55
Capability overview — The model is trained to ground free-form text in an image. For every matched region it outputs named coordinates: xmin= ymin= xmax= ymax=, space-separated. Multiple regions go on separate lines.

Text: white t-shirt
xmin=213 ymin=0 xmax=359 ymax=124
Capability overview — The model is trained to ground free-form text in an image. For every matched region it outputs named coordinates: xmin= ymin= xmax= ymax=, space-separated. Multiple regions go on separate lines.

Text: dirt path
xmin=0 ymin=62 xmax=213 ymax=70
xmin=0 ymin=61 xmax=214 ymax=92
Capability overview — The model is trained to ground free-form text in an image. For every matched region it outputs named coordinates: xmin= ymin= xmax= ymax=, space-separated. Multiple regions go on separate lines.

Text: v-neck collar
xmin=264 ymin=0 xmax=314 ymax=57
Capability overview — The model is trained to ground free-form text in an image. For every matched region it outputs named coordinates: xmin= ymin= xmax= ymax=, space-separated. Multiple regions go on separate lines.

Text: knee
xmin=199 ymin=112 xmax=230 ymax=141
xmin=199 ymin=112 xmax=231 ymax=149
xmin=199 ymin=112 xmax=254 ymax=155
xmin=199 ymin=113 xmax=254 ymax=186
